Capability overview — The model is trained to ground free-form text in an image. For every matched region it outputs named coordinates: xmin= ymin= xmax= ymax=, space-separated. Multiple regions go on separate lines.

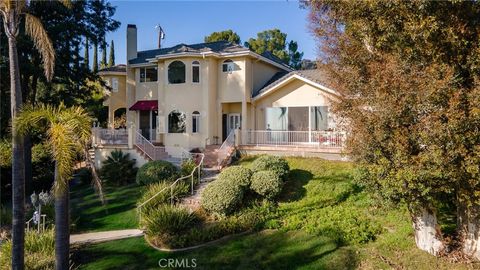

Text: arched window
xmin=168 ymin=110 xmax=186 ymax=133
xmin=168 ymin=61 xmax=186 ymax=84
xmin=192 ymin=111 xmax=200 ymax=133
xmin=222 ymin=59 xmax=234 ymax=73
xmin=192 ymin=61 xmax=200 ymax=83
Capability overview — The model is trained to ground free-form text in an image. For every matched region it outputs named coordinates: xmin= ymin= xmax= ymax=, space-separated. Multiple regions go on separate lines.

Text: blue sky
xmin=106 ymin=1 xmax=318 ymax=64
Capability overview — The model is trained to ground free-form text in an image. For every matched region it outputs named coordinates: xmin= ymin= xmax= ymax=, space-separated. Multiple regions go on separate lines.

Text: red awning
xmin=129 ymin=100 xmax=158 ymax=111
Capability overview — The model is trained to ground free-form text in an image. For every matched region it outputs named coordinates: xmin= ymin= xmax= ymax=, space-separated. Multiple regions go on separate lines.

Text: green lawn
xmin=72 ymin=157 xmax=479 ymax=269
xmin=70 ymin=183 xmax=143 ymax=233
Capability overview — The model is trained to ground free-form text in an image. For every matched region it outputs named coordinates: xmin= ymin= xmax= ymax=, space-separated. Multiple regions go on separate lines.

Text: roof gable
xmin=252 ymin=69 xmax=337 ymax=100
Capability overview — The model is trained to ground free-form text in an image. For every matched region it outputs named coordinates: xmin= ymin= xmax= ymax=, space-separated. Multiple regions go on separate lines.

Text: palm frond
xmin=58 ymin=0 xmax=73 ymax=9
xmin=48 ymin=123 xmax=77 ymax=195
xmin=25 ymin=13 xmax=55 ymax=81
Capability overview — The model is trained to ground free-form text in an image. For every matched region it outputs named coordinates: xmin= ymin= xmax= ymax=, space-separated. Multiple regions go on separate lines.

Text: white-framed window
xmin=192 ymin=61 xmax=200 ymax=83
xmin=111 ymin=77 xmax=119 ymax=92
xmin=168 ymin=61 xmax=186 ymax=84
xmin=222 ymin=59 xmax=234 ymax=73
xmin=140 ymin=67 xmax=158 ymax=82
xmin=192 ymin=111 xmax=200 ymax=133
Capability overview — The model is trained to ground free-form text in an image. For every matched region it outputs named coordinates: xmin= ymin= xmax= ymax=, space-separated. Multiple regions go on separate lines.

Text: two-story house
xmin=93 ymin=24 xmax=345 ymax=168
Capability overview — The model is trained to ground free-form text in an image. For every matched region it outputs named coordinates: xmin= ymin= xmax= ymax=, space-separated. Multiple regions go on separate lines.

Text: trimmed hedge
xmin=201 ymin=180 xmax=244 ymax=215
xmin=251 ymin=155 xmax=290 ymax=180
xmin=136 ymin=160 xmax=178 ymax=185
xmin=217 ymin=166 xmax=252 ymax=188
xmin=250 ymin=170 xmax=283 ymax=200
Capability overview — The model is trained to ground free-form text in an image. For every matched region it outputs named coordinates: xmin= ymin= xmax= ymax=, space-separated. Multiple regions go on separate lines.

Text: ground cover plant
xmin=73 ymin=157 xmax=480 ymax=269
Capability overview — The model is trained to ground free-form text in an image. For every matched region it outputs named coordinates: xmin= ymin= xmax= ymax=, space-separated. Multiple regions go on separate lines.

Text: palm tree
xmin=0 ymin=1 xmax=70 ymax=268
xmin=15 ymin=104 xmax=91 ymax=270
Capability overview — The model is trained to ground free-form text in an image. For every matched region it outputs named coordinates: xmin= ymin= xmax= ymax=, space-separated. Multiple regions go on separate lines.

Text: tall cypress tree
xmin=100 ymin=40 xmax=107 ymax=69
xmin=84 ymin=38 xmax=89 ymax=70
xmin=108 ymin=40 xmax=115 ymax=67
xmin=93 ymin=41 xmax=98 ymax=73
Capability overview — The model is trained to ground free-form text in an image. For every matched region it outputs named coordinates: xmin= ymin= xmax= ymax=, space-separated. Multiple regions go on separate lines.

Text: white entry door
xmin=228 ymin=113 xmax=241 ymax=134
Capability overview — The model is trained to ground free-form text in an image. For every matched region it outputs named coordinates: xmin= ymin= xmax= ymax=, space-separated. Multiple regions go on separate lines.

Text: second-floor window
xmin=192 ymin=61 xmax=200 ymax=83
xmin=112 ymin=77 xmax=119 ymax=92
xmin=140 ymin=67 xmax=158 ymax=82
xmin=168 ymin=61 xmax=186 ymax=84
xmin=222 ymin=59 xmax=234 ymax=73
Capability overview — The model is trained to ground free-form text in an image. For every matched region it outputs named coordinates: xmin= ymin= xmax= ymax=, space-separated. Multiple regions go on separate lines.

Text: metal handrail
xmin=137 ymin=152 xmax=205 ymax=219
xmin=135 ymin=130 xmax=165 ymax=160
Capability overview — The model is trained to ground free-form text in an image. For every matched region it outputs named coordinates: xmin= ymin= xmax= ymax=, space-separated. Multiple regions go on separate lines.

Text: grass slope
xmin=73 ymin=157 xmax=479 ymax=269
xmin=70 ymin=183 xmax=143 ymax=233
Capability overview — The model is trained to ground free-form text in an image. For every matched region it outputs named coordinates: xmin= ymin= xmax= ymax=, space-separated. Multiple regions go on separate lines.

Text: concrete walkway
xmin=70 ymin=229 xmax=144 ymax=245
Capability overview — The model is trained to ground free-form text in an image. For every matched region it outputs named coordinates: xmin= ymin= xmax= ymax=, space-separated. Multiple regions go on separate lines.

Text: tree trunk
xmin=457 ymin=201 xmax=480 ymax=260
xmin=7 ymin=21 xmax=26 ymax=270
xmin=411 ymin=206 xmax=445 ymax=256
xmin=54 ymin=164 xmax=70 ymax=270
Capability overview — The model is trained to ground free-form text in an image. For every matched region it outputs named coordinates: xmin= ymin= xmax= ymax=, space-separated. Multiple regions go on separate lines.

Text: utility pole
xmin=155 ymin=24 xmax=165 ymax=49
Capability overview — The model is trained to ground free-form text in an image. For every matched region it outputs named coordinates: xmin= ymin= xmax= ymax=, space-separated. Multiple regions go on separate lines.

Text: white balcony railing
xmin=241 ymin=130 xmax=346 ymax=148
xmin=92 ymin=128 xmax=128 ymax=146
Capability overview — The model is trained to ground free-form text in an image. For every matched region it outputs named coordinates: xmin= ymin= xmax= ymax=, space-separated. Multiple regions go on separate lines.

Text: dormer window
xmin=192 ymin=61 xmax=200 ymax=83
xmin=140 ymin=67 xmax=158 ymax=82
xmin=222 ymin=59 xmax=234 ymax=73
xmin=168 ymin=61 xmax=186 ymax=84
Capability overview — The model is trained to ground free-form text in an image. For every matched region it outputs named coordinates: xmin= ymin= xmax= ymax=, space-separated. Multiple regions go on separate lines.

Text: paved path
xmin=70 ymin=229 xmax=144 ymax=245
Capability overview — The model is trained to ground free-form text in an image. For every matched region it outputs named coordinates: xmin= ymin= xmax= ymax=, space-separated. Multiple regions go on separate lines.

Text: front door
xmin=139 ymin=111 xmax=151 ymax=140
xmin=228 ymin=113 xmax=241 ymax=135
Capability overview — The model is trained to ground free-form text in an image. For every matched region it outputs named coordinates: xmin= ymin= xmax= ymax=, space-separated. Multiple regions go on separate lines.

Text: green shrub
xmin=0 ymin=228 xmax=55 ymax=270
xmin=138 ymin=181 xmax=190 ymax=214
xmin=157 ymin=206 xmax=266 ymax=248
xmin=142 ymin=204 xmax=198 ymax=237
xmin=136 ymin=160 xmax=178 ymax=185
xmin=201 ymin=180 xmax=244 ymax=215
xmin=217 ymin=166 xmax=252 ymax=188
xmin=100 ymin=150 xmax=137 ymax=186
xmin=251 ymin=155 xmax=290 ymax=180
xmin=0 ymin=139 xmax=11 ymax=167
xmin=180 ymin=158 xmax=197 ymax=177
xmin=250 ymin=170 xmax=283 ymax=200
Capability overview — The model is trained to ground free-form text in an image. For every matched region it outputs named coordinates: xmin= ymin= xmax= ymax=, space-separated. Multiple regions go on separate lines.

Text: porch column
xmin=108 ymin=107 xmax=115 ymax=129
xmin=241 ymin=100 xmax=247 ymax=144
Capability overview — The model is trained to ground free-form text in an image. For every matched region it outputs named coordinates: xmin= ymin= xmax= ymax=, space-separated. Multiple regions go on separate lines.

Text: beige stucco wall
xmin=135 ymin=66 xmax=159 ymax=101
xmin=252 ymin=60 xmax=281 ymax=93
xmin=123 ymin=54 xmax=291 ymax=150
xmin=101 ymin=74 xmax=127 ymax=128
xmin=253 ymin=78 xmax=337 ymax=130
xmin=217 ymin=57 xmax=246 ymax=103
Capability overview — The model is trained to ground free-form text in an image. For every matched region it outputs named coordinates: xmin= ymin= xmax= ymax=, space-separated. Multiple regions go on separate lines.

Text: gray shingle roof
xmin=98 ymin=64 xmax=126 ymax=73
xmin=128 ymin=40 xmax=291 ymax=69
xmin=252 ymin=69 xmax=331 ymax=98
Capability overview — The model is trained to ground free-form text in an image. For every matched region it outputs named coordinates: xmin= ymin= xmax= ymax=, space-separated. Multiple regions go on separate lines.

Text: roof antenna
xmin=155 ymin=24 xmax=165 ymax=49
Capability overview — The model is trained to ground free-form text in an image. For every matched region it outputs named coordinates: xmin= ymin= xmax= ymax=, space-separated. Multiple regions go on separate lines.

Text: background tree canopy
xmin=204 ymin=30 xmax=241 ymax=44
xmin=306 ymin=0 xmax=480 ymax=259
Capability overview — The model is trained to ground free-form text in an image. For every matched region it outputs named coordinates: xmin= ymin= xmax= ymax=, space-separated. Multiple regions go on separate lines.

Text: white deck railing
xmin=135 ymin=130 xmax=166 ymax=160
xmin=217 ymin=129 xmax=236 ymax=167
xmin=92 ymin=128 xmax=128 ymax=145
xmin=241 ymin=130 xmax=346 ymax=148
